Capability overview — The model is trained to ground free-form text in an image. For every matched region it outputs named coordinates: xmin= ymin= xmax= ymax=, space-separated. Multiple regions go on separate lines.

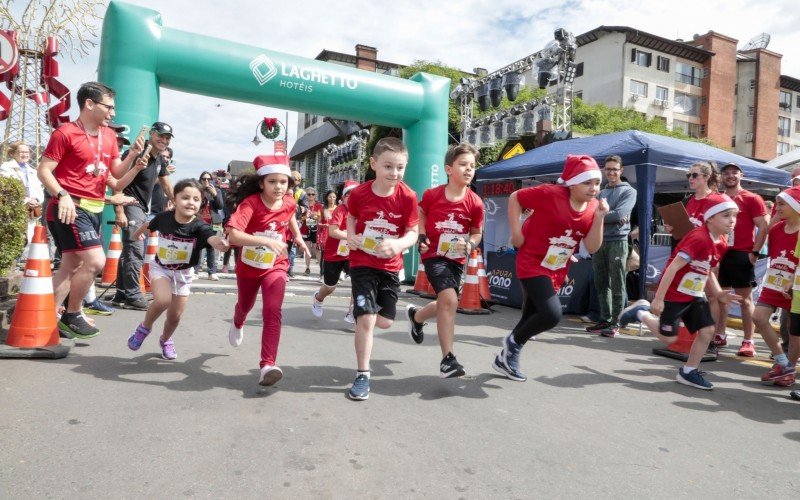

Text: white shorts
xmin=149 ymin=260 xmax=194 ymax=297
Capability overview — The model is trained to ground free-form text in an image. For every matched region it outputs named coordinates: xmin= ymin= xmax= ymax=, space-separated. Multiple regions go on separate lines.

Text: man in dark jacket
xmin=586 ymin=155 xmax=637 ymax=337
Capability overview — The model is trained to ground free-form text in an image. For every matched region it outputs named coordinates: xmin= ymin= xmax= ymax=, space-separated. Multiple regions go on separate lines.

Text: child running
xmin=311 ymin=180 xmax=359 ymax=323
xmin=407 ymin=143 xmax=484 ymax=378
xmin=755 ymin=187 xmax=800 ymax=387
xmin=619 ymin=192 xmax=742 ymax=390
xmin=225 ymin=155 xmax=310 ymax=386
xmin=493 ymin=155 xmax=608 ymax=382
xmin=127 ymin=179 xmax=230 ymax=359
xmin=346 ymin=137 xmax=419 ymax=401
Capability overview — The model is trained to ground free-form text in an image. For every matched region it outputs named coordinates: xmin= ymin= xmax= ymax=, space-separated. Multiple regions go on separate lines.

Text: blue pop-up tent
xmin=477 ymin=130 xmax=790 ymax=296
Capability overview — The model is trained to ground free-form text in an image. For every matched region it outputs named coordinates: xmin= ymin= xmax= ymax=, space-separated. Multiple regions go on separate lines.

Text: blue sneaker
xmin=348 ymin=373 xmax=370 ymax=401
xmin=83 ymin=299 xmax=115 ymax=316
xmin=618 ymin=299 xmax=651 ymax=328
xmin=676 ymin=368 xmax=713 ymax=390
xmin=492 ymin=334 xmax=527 ymax=382
xmin=127 ymin=323 xmax=151 ymax=351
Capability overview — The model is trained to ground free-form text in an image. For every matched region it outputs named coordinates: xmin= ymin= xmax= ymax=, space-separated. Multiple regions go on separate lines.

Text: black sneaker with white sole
xmin=440 ymin=352 xmax=465 ymax=378
xmin=406 ymin=304 xmax=425 ymax=344
xmin=57 ymin=312 xmax=100 ymax=339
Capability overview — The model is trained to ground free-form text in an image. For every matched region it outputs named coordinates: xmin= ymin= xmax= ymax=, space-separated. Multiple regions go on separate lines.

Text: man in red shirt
xmin=713 ymin=163 xmax=768 ymax=356
xmin=38 ymin=81 xmax=146 ymax=339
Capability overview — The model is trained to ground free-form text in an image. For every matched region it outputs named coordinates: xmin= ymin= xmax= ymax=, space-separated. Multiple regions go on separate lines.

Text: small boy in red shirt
xmin=407 ymin=143 xmax=484 ymax=378
xmin=619 ymin=193 xmax=742 ymax=390
xmin=346 ymin=138 xmax=419 ymax=401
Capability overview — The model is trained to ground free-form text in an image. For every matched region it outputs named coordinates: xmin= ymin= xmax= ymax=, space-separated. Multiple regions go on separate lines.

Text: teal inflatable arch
xmin=98 ymin=1 xmax=449 ymax=276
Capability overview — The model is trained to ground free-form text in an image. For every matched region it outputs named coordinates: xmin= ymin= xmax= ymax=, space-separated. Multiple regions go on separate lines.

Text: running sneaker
xmin=304 ymin=268 xmax=311 ymax=276
xmin=311 ymin=293 xmax=324 ymax=318
xmin=676 ymin=368 xmax=713 ymax=390
xmin=600 ymin=324 xmax=619 ymax=338
xmin=344 ymin=310 xmax=355 ymax=324
xmin=790 ymin=390 xmax=800 ymax=401
xmin=58 ymin=312 xmax=100 ymax=339
xmin=122 ymin=298 xmax=149 ymax=311
xmin=109 ymin=294 xmax=126 ymax=307
xmin=259 ymin=365 xmax=283 ymax=386
xmin=228 ymin=323 xmax=243 ymax=347
xmin=209 ymin=273 xmax=220 ymax=281
xmin=127 ymin=323 xmax=151 ymax=350
xmin=737 ymin=341 xmax=756 ymax=357
xmin=406 ymin=304 xmax=425 ymax=344
xmin=618 ymin=299 xmax=651 ymax=328
xmin=83 ymin=299 xmax=115 ymax=316
xmin=586 ymin=321 xmax=612 ymax=333
xmin=492 ymin=333 xmax=526 ymax=382
xmin=159 ymin=338 xmax=177 ymax=360
xmin=761 ymin=363 xmax=796 ymax=384
xmin=774 ymin=372 xmax=796 ymax=388
xmin=712 ymin=334 xmax=728 ymax=347
xmin=440 ymin=352 xmax=465 ymax=378
xmin=348 ymin=373 xmax=370 ymax=400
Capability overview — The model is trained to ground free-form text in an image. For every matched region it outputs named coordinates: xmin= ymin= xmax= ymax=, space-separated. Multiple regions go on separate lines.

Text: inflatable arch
xmin=97 ymin=1 xmax=449 ymax=275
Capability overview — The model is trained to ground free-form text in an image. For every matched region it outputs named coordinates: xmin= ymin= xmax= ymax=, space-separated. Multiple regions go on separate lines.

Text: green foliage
xmin=0 ymin=176 xmax=27 ymax=276
xmin=478 ymin=143 xmax=507 ymax=166
xmin=399 ymin=60 xmax=471 ymax=136
xmin=472 ymin=86 xmax=547 ymax=119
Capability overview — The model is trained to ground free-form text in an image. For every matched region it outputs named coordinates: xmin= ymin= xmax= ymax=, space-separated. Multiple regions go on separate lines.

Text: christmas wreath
xmin=260 ymin=118 xmax=281 ymax=140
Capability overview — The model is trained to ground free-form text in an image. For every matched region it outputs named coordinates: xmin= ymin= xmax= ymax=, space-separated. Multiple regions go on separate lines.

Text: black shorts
xmin=790 ymin=313 xmax=800 ymax=337
xmin=423 ymin=257 xmax=463 ymax=295
xmin=350 ymin=266 xmax=400 ymax=320
xmin=45 ymin=200 xmax=103 ymax=253
xmin=303 ymin=228 xmax=318 ymax=244
xmin=323 ymin=259 xmax=350 ymax=287
xmin=718 ymin=250 xmax=756 ymax=288
xmin=659 ymin=299 xmax=715 ymax=337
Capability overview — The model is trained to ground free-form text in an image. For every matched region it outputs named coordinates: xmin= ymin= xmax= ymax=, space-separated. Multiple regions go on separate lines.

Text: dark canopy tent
xmin=477 ymin=130 xmax=789 ymax=295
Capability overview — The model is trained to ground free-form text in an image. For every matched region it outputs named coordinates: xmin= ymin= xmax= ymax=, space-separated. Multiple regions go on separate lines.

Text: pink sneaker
xmin=761 ymin=363 xmax=795 ymax=383
xmin=737 ymin=341 xmax=755 ymax=357
xmin=774 ymin=372 xmax=796 ymax=387
xmin=712 ymin=334 xmax=727 ymax=347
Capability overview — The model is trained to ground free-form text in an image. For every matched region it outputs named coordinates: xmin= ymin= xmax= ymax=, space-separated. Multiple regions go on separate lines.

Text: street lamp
xmin=251 ymin=121 xmax=262 ymax=146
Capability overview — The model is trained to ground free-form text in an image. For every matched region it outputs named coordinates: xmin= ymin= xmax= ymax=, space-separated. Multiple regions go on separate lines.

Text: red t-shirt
xmin=419 ymin=185 xmax=484 ymax=265
xmin=323 ymin=204 xmax=349 ymax=263
xmin=43 ymin=122 xmax=120 ymax=201
xmin=226 ymin=193 xmax=297 ymax=278
xmin=301 ymin=201 xmax=323 ymax=236
xmin=757 ymin=220 xmax=799 ymax=309
xmin=727 ymin=189 xmax=767 ymax=252
xmin=347 ymin=180 xmax=419 ymax=272
xmin=663 ymin=226 xmax=728 ymax=302
xmin=685 ymin=195 xmax=717 ymax=228
xmin=515 ymin=184 xmax=597 ymax=290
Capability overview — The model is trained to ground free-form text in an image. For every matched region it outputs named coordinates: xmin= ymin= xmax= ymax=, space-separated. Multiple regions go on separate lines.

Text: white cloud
xmin=12 ymin=0 xmax=800 ymax=181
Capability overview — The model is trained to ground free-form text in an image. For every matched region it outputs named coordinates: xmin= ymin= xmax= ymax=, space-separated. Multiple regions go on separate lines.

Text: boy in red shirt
xmin=346 ymin=138 xmax=419 ymax=401
xmin=407 ymin=144 xmax=484 ymax=378
xmin=619 ymin=193 xmax=742 ymax=390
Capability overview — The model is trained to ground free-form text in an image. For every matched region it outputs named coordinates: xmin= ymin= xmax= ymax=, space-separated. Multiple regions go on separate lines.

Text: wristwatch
xmin=751 ymin=250 xmax=762 ymax=257
xmin=56 ymin=189 xmax=68 ymax=199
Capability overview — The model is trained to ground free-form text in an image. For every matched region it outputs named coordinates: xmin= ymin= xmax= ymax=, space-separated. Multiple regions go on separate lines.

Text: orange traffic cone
xmin=476 ymin=249 xmax=492 ymax=303
xmin=0 ymin=226 xmax=70 ymax=359
xmin=100 ymin=225 xmax=122 ymax=285
xmin=652 ymin=322 xmax=717 ymax=362
xmin=408 ymin=262 xmax=436 ymax=299
xmin=457 ymin=250 xmax=490 ymax=315
xmin=141 ymin=231 xmax=158 ymax=293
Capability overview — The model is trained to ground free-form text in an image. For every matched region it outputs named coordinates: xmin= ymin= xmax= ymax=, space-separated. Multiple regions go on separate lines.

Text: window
xmin=574 ymin=91 xmax=583 ymax=100
xmin=674 ymin=92 xmax=699 ymax=116
xmin=779 ymin=116 xmax=791 ymax=136
xmin=745 ymin=132 xmax=753 ymax=143
xmin=655 ymin=86 xmax=669 ymax=102
xmin=748 ymin=106 xmax=754 ymax=116
xmin=731 ymin=136 xmax=736 ymax=147
xmin=795 ymin=120 xmax=800 ymax=133
xmin=797 ymin=95 xmax=800 ymax=108
xmin=631 ymin=48 xmax=652 ymax=67
xmin=780 ymin=91 xmax=792 ymax=110
xmin=734 ymin=83 xmax=738 ymax=95
xmin=574 ymin=62 xmax=584 ymax=78
xmin=630 ymin=80 xmax=647 ymax=98
xmin=656 ymin=56 xmax=670 ymax=72
xmin=304 ymin=114 xmax=319 ymax=129
xmin=673 ymin=120 xmax=700 ymax=138
xmin=778 ymin=142 xmax=791 ymax=155
xmin=675 ymin=62 xmax=702 ymax=86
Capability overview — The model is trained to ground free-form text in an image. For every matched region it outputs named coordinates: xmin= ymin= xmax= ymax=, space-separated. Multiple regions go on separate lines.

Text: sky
xmin=5 ymin=0 xmax=800 ymax=181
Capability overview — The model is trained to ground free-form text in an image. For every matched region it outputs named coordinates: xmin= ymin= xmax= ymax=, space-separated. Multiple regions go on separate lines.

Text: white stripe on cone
xmin=20 ymin=276 xmax=54 ymax=295
xmin=107 ymin=250 xmax=121 ymax=258
xmin=464 ymin=275 xmax=479 ymax=284
xmin=27 ymin=243 xmax=50 ymax=260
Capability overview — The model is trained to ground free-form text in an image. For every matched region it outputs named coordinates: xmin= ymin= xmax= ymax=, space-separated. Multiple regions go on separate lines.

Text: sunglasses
xmin=686 ymin=172 xmax=704 ymax=179
xmin=201 ymin=177 xmax=212 ymax=181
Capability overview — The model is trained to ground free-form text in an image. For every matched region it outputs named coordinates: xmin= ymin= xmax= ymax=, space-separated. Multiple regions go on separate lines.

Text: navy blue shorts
xmin=45 ymin=199 xmax=103 ymax=253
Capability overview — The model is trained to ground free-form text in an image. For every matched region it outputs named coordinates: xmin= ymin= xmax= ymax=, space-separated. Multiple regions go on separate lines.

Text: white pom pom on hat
xmin=557 ymin=154 xmax=602 ymax=186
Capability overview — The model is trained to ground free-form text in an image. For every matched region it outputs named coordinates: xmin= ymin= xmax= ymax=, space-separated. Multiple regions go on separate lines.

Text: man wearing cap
xmin=110 ymin=121 xmax=175 ymax=310
xmin=713 ymin=162 xmax=768 ymax=356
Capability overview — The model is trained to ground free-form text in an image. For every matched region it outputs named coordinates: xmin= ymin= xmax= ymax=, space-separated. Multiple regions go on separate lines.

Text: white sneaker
xmin=209 ymin=273 xmax=220 ymax=281
xmin=228 ymin=323 xmax=243 ymax=347
xmin=259 ymin=365 xmax=283 ymax=386
xmin=311 ymin=293 xmax=324 ymax=318
xmin=344 ymin=310 xmax=355 ymax=324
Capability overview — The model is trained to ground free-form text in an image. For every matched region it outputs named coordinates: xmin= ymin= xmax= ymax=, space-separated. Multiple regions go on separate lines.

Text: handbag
xmin=28 ymin=205 xmax=42 ymax=219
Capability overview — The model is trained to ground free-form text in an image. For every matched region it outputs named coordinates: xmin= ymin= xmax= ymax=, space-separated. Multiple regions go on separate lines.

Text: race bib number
xmin=157 ymin=239 xmax=193 ymax=266
xmin=241 ymin=231 xmax=282 ymax=269
xmin=437 ymin=233 xmax=468 ymax=259
xmin=677 ymin=271 xmax=707 ymax=298
xmin=541 ymin=245 xmax=574 ymax=271
xmin=763 ymin=267 xmax=792 ymax=292
xmin=336 ymin=239 xmax=350 ymax=257
xmin=361 ymin=226 xmax=396 ymax=257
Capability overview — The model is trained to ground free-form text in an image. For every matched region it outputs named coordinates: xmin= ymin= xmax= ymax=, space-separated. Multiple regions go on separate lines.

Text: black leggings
xmin=511 ymin=276 xmax=562 ymax=345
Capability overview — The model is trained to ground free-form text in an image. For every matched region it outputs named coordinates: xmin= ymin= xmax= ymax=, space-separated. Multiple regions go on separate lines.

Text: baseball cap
xmin=721 ymin=162 xmax=742 ymax=172
xmin=107 ymin=121 xmax=126 ymax=133
xmin=151 ymin=121 xmax=175 ymax=137
xmin=116 ymin=132 xmax=130 ymax=146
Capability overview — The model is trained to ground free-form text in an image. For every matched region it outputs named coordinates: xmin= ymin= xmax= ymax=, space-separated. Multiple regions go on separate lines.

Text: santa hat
xmin=557 ymin=154 xmax=602 ymax=186
xmin=777 ymin=186 xmax=800 ymax=214
xmin=342 ymin=180 xmax=359 ymax=196
xmin=253 ymin=154 xmax=291 ymax=177
xmin=703 ymin=193 xmax=738 ymax=220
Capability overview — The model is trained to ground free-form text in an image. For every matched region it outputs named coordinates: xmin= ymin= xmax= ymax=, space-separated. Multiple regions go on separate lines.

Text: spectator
xmin=150 ymin=146 xmax=174 ymax=214
xmin=1 ymin=141 xmax=44 ymax=257
xmin=194 ymin=170 xmax=224 ymax=280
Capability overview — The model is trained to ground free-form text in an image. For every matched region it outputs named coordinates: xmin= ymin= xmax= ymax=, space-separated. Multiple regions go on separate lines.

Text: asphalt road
xmin=1 ymin=273 xmax=798 ymax=498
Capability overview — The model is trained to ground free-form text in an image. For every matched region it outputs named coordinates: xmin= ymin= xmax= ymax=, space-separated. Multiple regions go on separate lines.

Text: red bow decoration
xmin=263 ymin=117 xmax=278 ymax=131
xmin=0 ymin=30 xmax=20 ymax=122
xmin=41 ymin=36 xmax=70 ymax=128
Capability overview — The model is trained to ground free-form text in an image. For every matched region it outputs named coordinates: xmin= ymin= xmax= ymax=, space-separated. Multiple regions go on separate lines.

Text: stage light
xmin=474 ymin=82 xmax=490 ymax=112
xmin=489 ymin=77 xmax=504 ymax=108
xmin=564 ymin=61 xmax=577 ymax=84
xmin=503 ymin=72 xmax=524 ymax=102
